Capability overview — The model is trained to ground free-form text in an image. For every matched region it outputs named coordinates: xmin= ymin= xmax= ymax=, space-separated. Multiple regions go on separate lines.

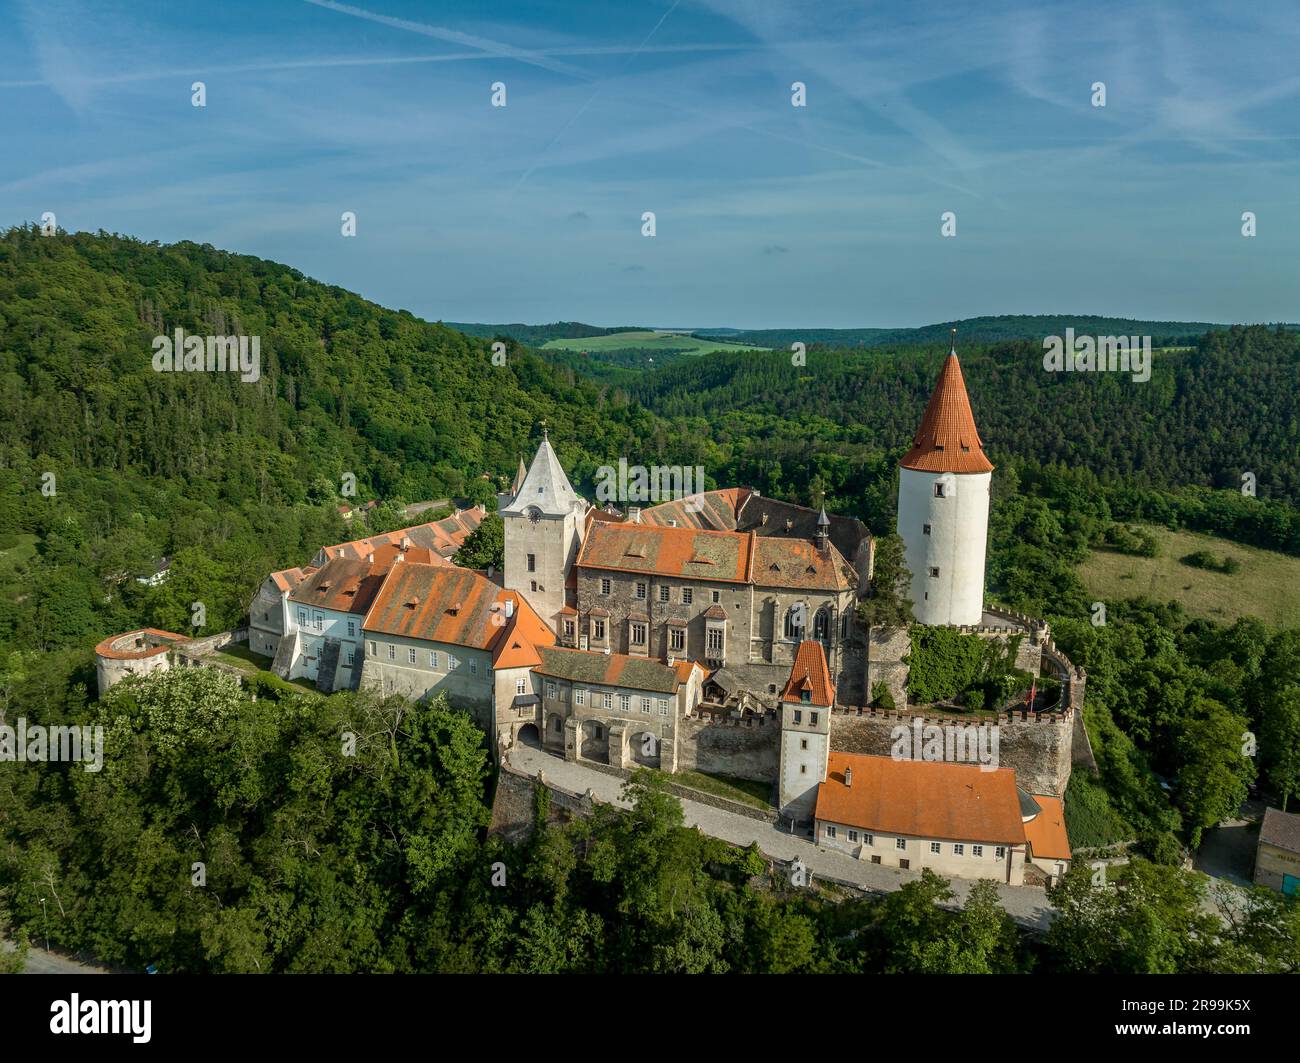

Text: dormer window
xmin=801 ymin=691 xmax=811 ymax=704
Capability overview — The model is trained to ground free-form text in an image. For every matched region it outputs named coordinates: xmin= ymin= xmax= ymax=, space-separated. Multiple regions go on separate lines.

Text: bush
xmin=870 ymin=681 xmax=896 ymax=710
xmin=1180 ymin=550 xmax=1238 ymax=574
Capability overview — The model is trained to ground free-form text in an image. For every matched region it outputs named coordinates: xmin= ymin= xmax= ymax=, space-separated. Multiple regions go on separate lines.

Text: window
xmin=516 ymin=678 xmax=527 ymax=695
xmin=470 ymin=660 xmax=478 ymax=676
xmin=929 ymin=567 xmax=940 ymax=578
xmin=603 ymin=692 xmax=613 ymax=710
xmin=972 ymin=845 xmax=983 ymax=858
xmin=575 ymin=688 xmax=585 ymax=706
xmin=826 ymin=825 xmax=837 ymax=839
xmin=707 ymin=627 xmax=724 ymax=655
xmin=865 ymin=834 xmax=874 ymax=846
xmin=345 ymin=650 xmax=355 ymax=666
xmin=530 ymin=580 xmax=537 ymax=592
xmin=930 ymin=842 xmax=941 ymax=854
xmin=784 ymin=607 xmax=804 ymax=639
xmin=810 ymin=712 xmax=818 ymax=726
xmin=681 ymin=588 xmax=693 ymax=605
xmin=800 ymin=765 xmax=806 ymax=774
xmin=793 ymin=709 xmax=802 ymax=724
xmin=527 ymin=553 xmax=536 ymax=573
xmin=953 ymin=844 xmax=965 ymax=856
xmin=618 ymin=694 xmax=630 ymax=712
xmin=553 ymin=717 xmax=562 ymax=733
xmin=297 ymin=608 xmax=308 ymax=626
xmin=658 ymin=585 xmax=670 ymax=603
xmin=800 ymin=738 xmax=807 ymax=750
xmin=635 ymin=582 xmax=647 ymax=600
xmin=711 ymin=590 xmax=720 ymax=604
xmin=640 ymin=697 xmax=651 ymax=714
xmin=347 ymin=620 xmax=356 ymax=637
xmin=546 ymin=681 xmax=557 ymax=700
xmin=670 ymin=628 xmax=685 ymax=652
xmin=314 ymin=612 xmax=324 ymax=631
xmin=449 ymin=654 xmax=459 ymax=670
xmin=848 ymin=830 xmax=859 ymax=843
xmin=559 ymin=685 xmax=568 ymax=702
xmin=563 ymin=619 xmax=575 ymax=640
xmin=387 ymin=644 xmax=396 ymax=661
xmin=995 ymin=846 xmax=1006 ymax=859
xmin=430 ymin=651 xmax=439 ymax=669
xmin=601 ymin=577 xmax=611 ymax=595
xmin=594 ymin=725 xmax=603 ymax=739
xmin=593 ymin=618 xmax=606 ymax=640
xmin=814 ymin=608 xmax=830 ymax=641
xmin=658 ymin=699 xmax=668 ymax=716
xmin=631 ymin=623 xmax=647 ymax=645
xmin=895 ymin=838 xmax=907 ymax=851
xmin=368 ymin=640 xmax=377 ymax=657
xmin=922 ymin=523 xmax=932 ymax=536
xmin=934 ymin=482 xmax=946 ymax=498
xmin=407 ymin=647 xmax=417 ymax=664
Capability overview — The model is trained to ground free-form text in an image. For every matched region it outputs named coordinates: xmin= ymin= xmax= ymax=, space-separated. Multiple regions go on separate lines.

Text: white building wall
xmin=896 ymin=467 xmax=990 ymax=626
xmin=778 ymin=700 xmax=831 ymax=820
xmin=816 ymin=820 xmax=1025 ymax=884
xmin=504 ymin=509 xmax=582 ymax=624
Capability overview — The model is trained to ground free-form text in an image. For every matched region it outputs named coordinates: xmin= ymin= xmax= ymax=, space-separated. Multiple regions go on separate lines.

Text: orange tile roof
xmin=362 ymin=563 xmax=555 ymax=663
xmin=816 ymin=753 xmax=1026 ymax=845
xmin=1023 ymin=794 xmax=1071 ymax=860
xmin=900 ymin=351 xmax=994 ymax=474
xmin=289 ymin=556 xmax=391 ymax=615
xmin=781 ymin=640 xmax=836 ymax=707
xmin=321 ymin=507 xmax=484 ymax=564
xmin=639 ymin=487 xmax=751 ymax=531
xmin=753 ymin=537 xmax=856 ymax=591
xmin=270 ymin=566 xmax=315 ymax=593
xmin=94 ymin=628 xmax=188 ymax=660
xmin=577 ymin=521 xmax=752 ymax=582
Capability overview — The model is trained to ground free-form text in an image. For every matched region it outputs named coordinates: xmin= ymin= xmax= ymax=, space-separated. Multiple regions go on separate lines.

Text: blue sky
xmin=2 ymin=0 xmax=1297 ymax=328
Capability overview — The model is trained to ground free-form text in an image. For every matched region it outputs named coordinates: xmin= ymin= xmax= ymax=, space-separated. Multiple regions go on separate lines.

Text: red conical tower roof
xmin=900 ymin=344 xmax=993 ymax=474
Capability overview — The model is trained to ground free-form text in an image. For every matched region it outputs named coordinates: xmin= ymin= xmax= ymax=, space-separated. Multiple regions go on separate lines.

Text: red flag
xmin=1027 ymin=677 xmax=1036 ymax=709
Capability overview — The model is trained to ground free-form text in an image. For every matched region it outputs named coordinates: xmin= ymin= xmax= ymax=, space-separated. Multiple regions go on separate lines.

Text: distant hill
xmin=692 ymin=315 xmax=1299 ymax=350
xmin=446 ymin=321 xmax=649 ymax=346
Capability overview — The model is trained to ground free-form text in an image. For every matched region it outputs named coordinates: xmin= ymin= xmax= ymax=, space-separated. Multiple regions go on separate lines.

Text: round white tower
xmin=895 ymin=340 xmax=993 ymax=627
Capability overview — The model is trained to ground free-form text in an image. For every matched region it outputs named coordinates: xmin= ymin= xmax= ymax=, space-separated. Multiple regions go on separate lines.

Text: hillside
xmin=0 ymin=226 xmax=661 ymax=654
xmin=445 ymin=321 xmax=650 ymax=346
xmin=691 ymin=314 xmax=1300 ymax=350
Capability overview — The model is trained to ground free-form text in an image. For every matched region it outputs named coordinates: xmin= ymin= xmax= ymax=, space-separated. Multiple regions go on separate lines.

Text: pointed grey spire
xmin=501 ymin=434 xmax=584 ymax=516
xmin=817 ymin=504 xmax=831 ymax=528
xmin=512 ymin=456 xmax=527 ymax=496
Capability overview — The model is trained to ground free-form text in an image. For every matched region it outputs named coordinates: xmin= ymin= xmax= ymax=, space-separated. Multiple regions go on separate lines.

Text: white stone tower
xmin=501 ymin=427 xmax=590 ymax=628
xmin=896 ymin=337 xmax=993 ymax=627
xmin=778 ymin=641 xmax=835 ymax=824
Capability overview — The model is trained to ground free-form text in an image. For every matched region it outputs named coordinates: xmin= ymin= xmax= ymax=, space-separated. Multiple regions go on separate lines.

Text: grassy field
xmin=672 ymin=769 xmax=774 ymax=809
xmin=1080 ymin=525 xmax=1300 ymax=627
xmin=0 ymin=533 xmax=38 ymax=581
xmin=541 ymin=330 xmax=768 ymax=355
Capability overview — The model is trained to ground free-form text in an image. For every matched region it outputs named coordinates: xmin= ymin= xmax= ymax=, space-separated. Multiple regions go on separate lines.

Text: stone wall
xmin=826 ymin=705 xmax=1075 ymax=796
xmin=675 ymin=712 xmax=780 ymax=782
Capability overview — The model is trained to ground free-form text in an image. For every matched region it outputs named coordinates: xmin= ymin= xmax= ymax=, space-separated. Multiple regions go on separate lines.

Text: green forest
xmin=1 ymin=225 xmax=1298 ymax=972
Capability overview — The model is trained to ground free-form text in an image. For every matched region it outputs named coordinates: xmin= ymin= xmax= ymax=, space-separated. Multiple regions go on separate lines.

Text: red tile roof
xmin=289 ymin=556 xmax=391 ymax=615
xmin=1023 ymin=794 xmax=1071 ymax=860
xmin=816 ymin=753 xmax=1026 ymax=845
xmin=753 ymin=536 xmax=856 ymax=591
xmin=900 ymin=351 xmax=994 ymax=474
xmin=577 ymin=522 xmax=753 ymax=582
xmin=94 ymin=628 xmax=188 ymax=660
xmin=781 ymin=641 xmax=835 ymax=707
xmin=320 ymin=507 xmax=484 ymax=565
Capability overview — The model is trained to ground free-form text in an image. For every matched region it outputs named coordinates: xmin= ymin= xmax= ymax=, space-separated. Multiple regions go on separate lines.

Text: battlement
xmin=829 ymin=703 xmax=1073 ymax=727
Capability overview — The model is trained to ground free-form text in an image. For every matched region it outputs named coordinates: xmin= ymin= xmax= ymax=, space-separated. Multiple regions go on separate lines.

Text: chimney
xmin=628 ymin=506 xmax=642 ymax=524
xmin=401 ymin=535 xmax=411 ymax=551
xmin=761 ymin=512 xmax=769 ymax=526
xmin=785 ymin=518 xmax=794 ymax=532
xmin=504 ymin=599 xmax=514 ymax=618
xmin=844 ymin=766 xmax=853 ymax=787
xmin=367 ymin=552 xmax=375 ymax=564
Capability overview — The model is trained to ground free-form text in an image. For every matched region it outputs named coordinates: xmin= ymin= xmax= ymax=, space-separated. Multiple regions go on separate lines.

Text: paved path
xmin=3 ymin=939 xmax=107 ymax=974
xmin=507 ymin=746 xmax=1056 ymax=929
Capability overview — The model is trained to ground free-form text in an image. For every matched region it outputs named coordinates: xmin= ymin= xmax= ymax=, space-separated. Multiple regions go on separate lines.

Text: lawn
xmin=672 ymin=769 xmax=774 ymax=809
xmin=1079 ymin=525 xmax=1300 ymax=627
xmin=541 ymin=330 xmax=768 ymax=355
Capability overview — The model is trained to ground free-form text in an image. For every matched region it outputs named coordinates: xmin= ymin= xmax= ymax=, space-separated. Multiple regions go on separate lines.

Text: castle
xmin=96 ymin=343 xmax=1080 ymax=884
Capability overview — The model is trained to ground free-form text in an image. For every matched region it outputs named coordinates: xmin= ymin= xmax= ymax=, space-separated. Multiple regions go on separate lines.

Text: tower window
xmin=934 ymin=483 xmax=946 ymax=498
xmin=922 ymin=523 xmax=932 ymax=535
xmin=527 ymin=553 xmax=536 ymax=573
xmin=929 ymin=567 xmax=940 ymax=578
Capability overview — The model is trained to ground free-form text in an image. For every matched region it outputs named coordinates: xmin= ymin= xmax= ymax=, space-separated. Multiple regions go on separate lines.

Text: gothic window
xmin=814 ymin=606 xmax=831 ymax=642
xmin=783 ymin=607 xmax=805 ymax=639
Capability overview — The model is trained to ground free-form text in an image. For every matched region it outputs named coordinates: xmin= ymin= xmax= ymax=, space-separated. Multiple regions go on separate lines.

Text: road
xmin=507 ymin=744 xmax=1057 ymax=929
xmin=2 ymin=938 xmax=107 ymax=974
